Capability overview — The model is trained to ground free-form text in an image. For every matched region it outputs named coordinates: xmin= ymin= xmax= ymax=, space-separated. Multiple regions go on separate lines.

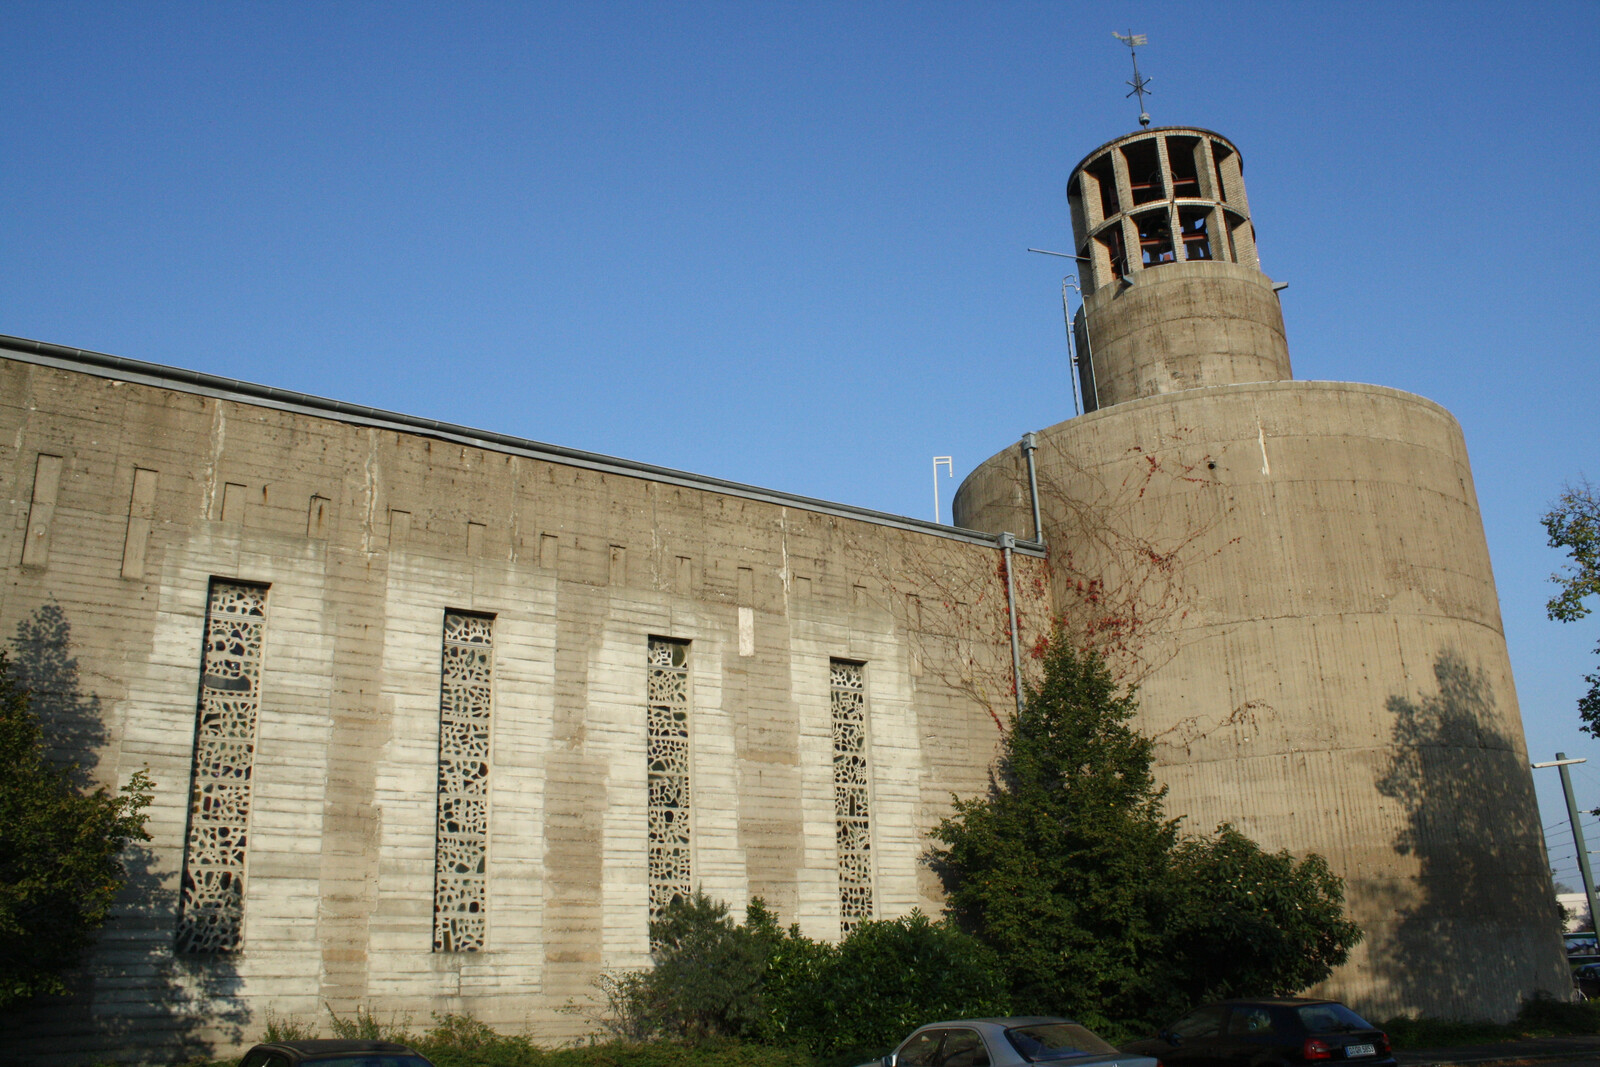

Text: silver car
xmin=870 ymin=1017 xmax=1162 ymax=1067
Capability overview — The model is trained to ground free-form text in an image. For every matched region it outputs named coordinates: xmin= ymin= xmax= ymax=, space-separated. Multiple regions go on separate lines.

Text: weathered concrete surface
xmin=955 ymin=379 xmax=1569 ymax=1019
xmin=1079 ymin=261 xmax=1293 ymax=408
xmin=0 ymin=350 xmax=1033 ymax=1063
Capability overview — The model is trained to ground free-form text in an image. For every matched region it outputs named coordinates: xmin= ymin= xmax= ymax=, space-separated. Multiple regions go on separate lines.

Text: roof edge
xmin=0 ymin=333 xmax=1044 ymax=557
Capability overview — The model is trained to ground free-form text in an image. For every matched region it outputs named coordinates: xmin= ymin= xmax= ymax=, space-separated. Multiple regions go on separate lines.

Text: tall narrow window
xmin=1165 ymin=135 xmax=1202 ymax=198
xmin=1083 ymin=154 xmax=1120 ymax=218
xmin=1178 ymin=206 xmax=1214 ymax=261
xmin=1135 ymin=209 xmax=1176 ymax=266
xmin=1096 ymin=225 xmax=1128 ymax=283
xmin=831 ymin=659 xmax=874 ymax=934
xmin=176 ymin=579 xmax=268 ymax=953
xmin=647 ymin=637 xmax=692 ymax=920
xmin=434 ymin=611 xmax=494 ymax=952
xmin=1121 ymin=139 xmax=1164 ymax=205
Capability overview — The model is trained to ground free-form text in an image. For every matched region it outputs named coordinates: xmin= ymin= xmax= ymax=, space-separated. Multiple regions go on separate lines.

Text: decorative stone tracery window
xmin=176 ymin=579 xmax=268 ymax=953
xmin=434 ymin=611 xmax=494 ymax=952
xmin=647 ymin=637 xmax=692 ymax=921
xmin=831 ymin=659 xmax=874 ymax=934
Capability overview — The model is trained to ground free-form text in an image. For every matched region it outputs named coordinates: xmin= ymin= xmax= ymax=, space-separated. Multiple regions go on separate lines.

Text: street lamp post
xmin=1533 ymin=752 xmax=1600 ymax=939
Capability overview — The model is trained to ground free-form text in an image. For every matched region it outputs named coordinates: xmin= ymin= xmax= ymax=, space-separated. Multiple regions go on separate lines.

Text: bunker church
xmin=0 ymin=124 xmax=1566 ymax=1061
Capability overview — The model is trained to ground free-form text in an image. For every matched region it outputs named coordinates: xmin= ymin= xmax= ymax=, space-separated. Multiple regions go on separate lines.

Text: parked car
xmin=238 ymin=1039 xmax=435 ymax=1067
xmin=1122 ymin=999 xmax=1394 ymax=1067
xmin=1575 ymin=961 xmax=1600 ymax=999
xmin=865 ymin=1017 xmax=1161 ymax=1067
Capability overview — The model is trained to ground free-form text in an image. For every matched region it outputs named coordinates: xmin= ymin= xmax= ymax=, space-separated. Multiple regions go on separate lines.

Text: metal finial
xmin=1113 ymin=30 xmax=1152 ymax=127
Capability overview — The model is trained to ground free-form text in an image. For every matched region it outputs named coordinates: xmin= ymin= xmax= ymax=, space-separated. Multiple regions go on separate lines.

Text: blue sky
xmin=4 ymin=2 xmax=1598 ymax=869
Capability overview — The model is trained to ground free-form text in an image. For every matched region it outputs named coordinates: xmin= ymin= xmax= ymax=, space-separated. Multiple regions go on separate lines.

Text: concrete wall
xmin=0 ymin=349 xmax=1033 ymax=1062
xmin=1080 ymin=261 xmax=1292 ymax=409
xmin=955 ymin=379 xmax=1570 ymax=1019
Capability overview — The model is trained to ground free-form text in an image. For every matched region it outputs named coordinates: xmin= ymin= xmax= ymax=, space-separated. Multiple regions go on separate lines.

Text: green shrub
xmin=646 ymin=892 xmax=773 ymax=1042
xmin=772 ymin=912 xmax=1007 ymax=1057
xmin=262 ymin=1009 xmax=318 ymax=1043
xmin=1380 ymin=992 xmax=1600 ymax=1050
xmin=325 ymin=1004 xmax=413 ymax=1043
xmin=1378 ymin=1014 xmax=1517 ymax=1049
xmin=931 ymin=637 xmax=1362 ymax=1035
xmin=1514 ymin=990 xmax=1600 ymax=1035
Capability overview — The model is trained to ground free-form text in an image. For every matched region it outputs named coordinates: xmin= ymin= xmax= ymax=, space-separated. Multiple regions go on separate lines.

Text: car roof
xmin=253 ymin=1041 xmax=419 ymax=1053
xmin=914 ymin=1017 xmax=1079 ymax=1030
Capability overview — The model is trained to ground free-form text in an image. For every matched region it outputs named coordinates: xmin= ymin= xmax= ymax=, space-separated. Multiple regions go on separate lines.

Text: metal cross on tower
xmin=1113 ymin=30 xmax=1152 ymax=127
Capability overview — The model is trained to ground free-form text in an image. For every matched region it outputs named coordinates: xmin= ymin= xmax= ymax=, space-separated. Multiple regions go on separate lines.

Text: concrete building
xmin=0 ymin=124 xmax=1567 ymax=1061
xmin=954 ymin=126 xmax=1567 ymax=1021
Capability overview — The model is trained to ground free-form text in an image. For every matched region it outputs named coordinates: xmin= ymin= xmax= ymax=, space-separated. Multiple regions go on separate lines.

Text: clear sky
xmin=4 ymin=2 xmax=1598 ymax=876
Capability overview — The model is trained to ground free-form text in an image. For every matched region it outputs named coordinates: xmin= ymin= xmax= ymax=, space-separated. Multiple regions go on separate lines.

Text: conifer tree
xmin=930 ymin=638 xmax=1175 ymax=1030
xmin=931 ymin=634 xmax=1360 ymax=1033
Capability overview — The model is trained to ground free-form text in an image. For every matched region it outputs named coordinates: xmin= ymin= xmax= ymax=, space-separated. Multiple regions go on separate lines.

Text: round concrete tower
xmin=1067 ymin=128 xmax=1291 ymax=410
xmin=955 ymin=127 xmax=1567 ymax=1019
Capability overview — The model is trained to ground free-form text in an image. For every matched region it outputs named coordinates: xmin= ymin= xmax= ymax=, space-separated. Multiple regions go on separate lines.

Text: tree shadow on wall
xmin=1 ymin=604 xmax=246 ymax=1065
xmin=1372 ymin=650 xmax=1565 ymax=1019
xmin=11 ymin=602 xmax=106 ymax=786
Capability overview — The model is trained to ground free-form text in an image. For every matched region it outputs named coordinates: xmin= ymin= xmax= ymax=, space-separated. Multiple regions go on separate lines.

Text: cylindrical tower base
xmin=954 ymin=380 xmax=1568 ymax=1020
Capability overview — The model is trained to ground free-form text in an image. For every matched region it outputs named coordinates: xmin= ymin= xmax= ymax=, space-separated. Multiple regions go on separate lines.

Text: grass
xmin=92 ymin=992 xmax=1600 ymax=1066
xmin=1381 ymin=991 xmax=1600 ymax=1050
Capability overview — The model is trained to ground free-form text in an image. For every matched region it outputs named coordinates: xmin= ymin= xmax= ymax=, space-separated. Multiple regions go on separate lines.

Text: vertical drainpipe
xmin=998 ymin=532 xmax=1026 ymax=718
xmin=1021 ymin=432 xmax=1042 ymax=545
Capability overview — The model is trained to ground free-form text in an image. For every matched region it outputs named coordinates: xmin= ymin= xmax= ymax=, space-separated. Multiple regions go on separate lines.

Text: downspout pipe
xmin=999 ymin=532 xmax=1026 ymax=718
xmin=1021 ymin=432 xmax=1043 ymax=545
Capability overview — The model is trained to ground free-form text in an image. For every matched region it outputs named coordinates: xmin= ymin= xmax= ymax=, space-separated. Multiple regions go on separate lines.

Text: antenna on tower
xmin=1113 ymin=30 xmax=1152 ymax=127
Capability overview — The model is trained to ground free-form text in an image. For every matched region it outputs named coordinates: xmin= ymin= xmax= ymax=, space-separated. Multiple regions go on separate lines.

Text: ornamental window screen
xmin=434 ymin=611 xmax=494 ymax=952
xmin=176 ymin=579 xmax=268 ymax=953
xmin=831 ymin=659 xmax=874 ymax=934
xmin=647 ymin=637 xmax=692 ymax=921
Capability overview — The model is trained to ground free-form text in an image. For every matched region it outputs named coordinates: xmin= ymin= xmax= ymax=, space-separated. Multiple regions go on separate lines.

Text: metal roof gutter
xmin=0 ymin=333 xmax=1045 ymax=557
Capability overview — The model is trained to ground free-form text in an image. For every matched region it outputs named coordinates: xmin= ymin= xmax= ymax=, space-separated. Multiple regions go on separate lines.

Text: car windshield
xmin=1004 ymin=1023 xmax=1118 ymax=1061
xmin=304 ymin=1058 xmax=432 ymax=1067
xmin=1295 ymin=1004 xmax=1375 ymax=1034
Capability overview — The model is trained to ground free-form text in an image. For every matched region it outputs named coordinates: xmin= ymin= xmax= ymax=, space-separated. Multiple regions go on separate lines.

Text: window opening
xmin=1121 ymin=139 xmax=1164 ymax=205
xmin=1067 ymin=175 xmax=1086 ymax=232
xmin=648 ymin=637 xmax=692 ymax=922
xmin=1212 ymin=142 xmax=1234 ymax=203
xmin=1095 ymin=225 xmax=1128 ymax=282
xmin=831 ymin=659 xmax=873 ymax=934
xmin=1166 ymin=136 xmax=1202 ymax=198
xmin=434 ymin=611 xmax=494 ymax=952
xmin=1082 ymin=154 xmax=1119 ymax=218
xmin=1225 ymin=210 xmax=1257 ymax=268
xmin=1178 ymin=206 xmax=1213 ymax=261
xmin=1135 ymin=209 xmax=1176 ymax=266
xmin=176 ymin=579 xmax=268 ymax=953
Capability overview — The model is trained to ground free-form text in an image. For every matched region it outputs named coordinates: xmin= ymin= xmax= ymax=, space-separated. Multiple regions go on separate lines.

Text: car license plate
xmin=1345 ymin=1044 xmax=1376 ymax=1058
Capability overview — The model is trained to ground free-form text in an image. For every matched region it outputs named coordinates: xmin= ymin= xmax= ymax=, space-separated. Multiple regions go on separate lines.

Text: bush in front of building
xmin=0 ymin=651 xmax=153 ymax=1009
xmin=603 ymin=891 xmax=1005 ymax=1056
xmin=756 ymin=908 xmax=1007 ymax=1057
xmin=930 ymin=634 xmax=1363 ymax=1038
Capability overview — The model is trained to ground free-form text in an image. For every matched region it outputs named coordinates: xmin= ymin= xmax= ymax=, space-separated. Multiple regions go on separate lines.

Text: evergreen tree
xmin=931 ymin=634 xmax=1360 ymax=1034
xmin=0 ymin=652 xmax=151 ymax=1007
xmin=930 ymin=638 xmax=1176 ymax=1031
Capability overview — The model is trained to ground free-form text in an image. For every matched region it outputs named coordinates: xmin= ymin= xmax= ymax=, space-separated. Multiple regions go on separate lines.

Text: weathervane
xmin=1113 ymin=30 xmax=1152 ymax=127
